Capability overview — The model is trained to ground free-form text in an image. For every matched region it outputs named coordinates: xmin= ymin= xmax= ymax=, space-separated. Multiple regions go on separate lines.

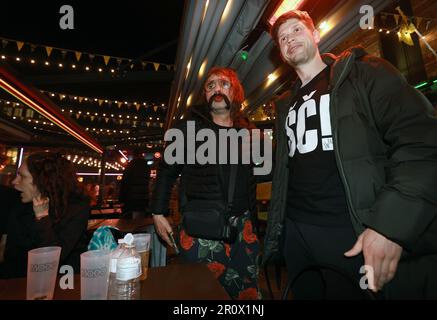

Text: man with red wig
xmin=151 ymin=67 xmax=260 ymax=299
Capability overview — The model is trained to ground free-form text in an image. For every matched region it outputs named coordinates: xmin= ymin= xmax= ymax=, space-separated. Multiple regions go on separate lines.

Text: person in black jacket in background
xmin=0 ymin=152 xmax=90 ymax=278
xmin=119 ymin=148 xmax=151 ymax=219
xmin=151 ymin=67 xmax=262 ymax=299
xmin=0 ymin=153 xmax=21 ymax=264
xmin=0 ymin=153 xmax=20 ymax=239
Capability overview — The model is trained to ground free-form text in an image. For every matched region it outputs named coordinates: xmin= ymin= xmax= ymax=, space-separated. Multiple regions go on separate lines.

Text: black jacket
xmin=263 ymin=47 xmax=437 ymax=298
xmin=0 ymin=185 xmax=20 ymax=238
xmin=150 ymin=105 xmax=258 ymax=222
xmin=119 ymin=158 xmax=151 ymax=212
xmin=0 ymin=194 xmax=90 ymax=278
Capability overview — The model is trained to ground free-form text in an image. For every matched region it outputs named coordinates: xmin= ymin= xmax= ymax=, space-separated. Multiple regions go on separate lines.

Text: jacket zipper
xmin=331 ymin=55 xmax=364 ymax=235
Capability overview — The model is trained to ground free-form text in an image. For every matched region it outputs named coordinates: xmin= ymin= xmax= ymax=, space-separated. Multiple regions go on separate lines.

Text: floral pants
xmin=178 ymin=213 xmax=260 ymax=300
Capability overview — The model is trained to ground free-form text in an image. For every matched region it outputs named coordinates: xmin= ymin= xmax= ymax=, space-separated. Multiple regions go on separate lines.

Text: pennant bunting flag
xmin=153 ymin=63 xmax=160 ymax=71
xmin=98 ymin=100 xmax=103 ymax=106
xmin=16 ymin=41 xmax=24 ymax=51
xmin=75 ymin=51 xmax=82 ymax=61
xmin=45 ymin=46 xmax=53 ymax=57
xmin=103 ymin=56 xmax=110 ymax=66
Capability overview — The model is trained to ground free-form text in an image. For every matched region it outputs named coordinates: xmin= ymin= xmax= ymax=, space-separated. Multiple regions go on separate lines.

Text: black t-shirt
xmin=285 ymin=66 xmax=350 ymax=226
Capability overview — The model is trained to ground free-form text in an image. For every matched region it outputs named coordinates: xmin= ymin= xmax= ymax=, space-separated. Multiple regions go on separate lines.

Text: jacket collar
xmin=289 ymin=45 xmax=368 ymax=93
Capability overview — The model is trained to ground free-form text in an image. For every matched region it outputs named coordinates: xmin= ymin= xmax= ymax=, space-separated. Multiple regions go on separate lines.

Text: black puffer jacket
xmin=263 ymin=47 xmax=437 ymax=298
xmin=150 ymin=105 xmax=257 ymax=222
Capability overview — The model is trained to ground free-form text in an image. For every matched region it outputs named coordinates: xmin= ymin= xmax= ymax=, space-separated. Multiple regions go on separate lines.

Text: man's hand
xmin=344 ymin=228 xmax=402 ymax=292
xmin=153 ymin=214 xmax=173 ymax=246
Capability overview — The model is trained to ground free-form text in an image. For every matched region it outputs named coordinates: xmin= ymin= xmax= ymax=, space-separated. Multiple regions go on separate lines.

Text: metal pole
xmin=97 ymin=149 xmax=107 ymax=207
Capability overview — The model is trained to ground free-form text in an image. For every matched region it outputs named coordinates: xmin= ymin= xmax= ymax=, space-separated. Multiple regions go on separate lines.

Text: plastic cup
xmin=26 ymin=246 xmax=61 ymax=300
xmin=133 ymin=233 xmax=151 ymax=280
xmin=80 ymin=250 xmax=111 ymax=300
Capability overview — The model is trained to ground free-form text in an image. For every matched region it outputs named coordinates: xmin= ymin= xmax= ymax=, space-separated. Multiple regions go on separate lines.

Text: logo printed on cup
xmin=81 ymin=266 xmax=107 ymax=278
xmin=30 ymin=261 xmax=57 ymax=273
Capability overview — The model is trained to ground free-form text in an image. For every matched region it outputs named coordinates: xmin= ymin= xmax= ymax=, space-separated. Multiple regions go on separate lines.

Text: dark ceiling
xmin=1 ymin=2 xmax=184 ymax=62
xmin=0 ymin=1 xmax=185 ymax=151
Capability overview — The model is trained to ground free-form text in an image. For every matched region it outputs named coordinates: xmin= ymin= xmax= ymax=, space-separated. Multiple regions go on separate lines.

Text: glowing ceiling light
xmin=268 ymin=0 xmax=306 ymax=26
xmin=266 ymin=71 xmax=279 ymax=87
xmin=198 ymin=59 xmax=207 ymax=78
xmin=221 ymin=0 xmax=233 ymax=23
xmin=185 ymin=57 xmax=192 ymax=79
xmin=187 ymin=94 xmax=193 ymax=107
xmin=319 ymin=21 xmax=332 ymax=36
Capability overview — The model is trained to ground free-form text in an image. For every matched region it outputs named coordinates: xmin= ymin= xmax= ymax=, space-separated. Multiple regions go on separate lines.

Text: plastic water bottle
xmin=107 ymin=239 xmax=125 ymax=300
xmin=114 ymin=233 xmax=142 ymax=300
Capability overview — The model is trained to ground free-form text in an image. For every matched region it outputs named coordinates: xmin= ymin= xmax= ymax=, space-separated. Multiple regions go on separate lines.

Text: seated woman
xmin=0 ymin=152 xmax=90 ymax=278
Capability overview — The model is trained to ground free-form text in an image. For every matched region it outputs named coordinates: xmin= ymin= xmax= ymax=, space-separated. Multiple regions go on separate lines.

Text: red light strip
xmin=0 ymin=78 xmax=104 ymax=154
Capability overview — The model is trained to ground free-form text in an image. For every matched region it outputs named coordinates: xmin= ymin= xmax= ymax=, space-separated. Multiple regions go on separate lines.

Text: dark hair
xmin=270 ymin=10 xmax=315 ymax=45
xmin=26 ymin=152 xmax=84 ymax=223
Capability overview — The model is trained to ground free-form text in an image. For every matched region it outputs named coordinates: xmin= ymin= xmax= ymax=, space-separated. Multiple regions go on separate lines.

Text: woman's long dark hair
xmin=26 ymin=152 xmax=85 ymax=223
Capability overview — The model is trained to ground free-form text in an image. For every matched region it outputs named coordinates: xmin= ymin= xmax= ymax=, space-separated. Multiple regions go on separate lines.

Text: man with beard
xmin=151 ymin=67 xmax=260 ymax=300
xmin=263 ymin=10 xmax=437 ymax=299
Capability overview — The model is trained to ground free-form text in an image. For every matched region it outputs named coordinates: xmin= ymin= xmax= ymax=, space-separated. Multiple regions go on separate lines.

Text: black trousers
xmin=284 ymin=218 xmax=367 ymax=299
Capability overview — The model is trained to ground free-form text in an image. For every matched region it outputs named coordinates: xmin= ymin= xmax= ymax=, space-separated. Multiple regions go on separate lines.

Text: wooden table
xmin=87 ymin=217 xmax=155 ymax=233
xmin=0 ymin=263 xmax=230 ymax=300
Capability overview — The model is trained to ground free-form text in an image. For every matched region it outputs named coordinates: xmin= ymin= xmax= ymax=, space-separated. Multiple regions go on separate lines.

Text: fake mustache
xmin=208 ymin=93 xmax=231 ymax=110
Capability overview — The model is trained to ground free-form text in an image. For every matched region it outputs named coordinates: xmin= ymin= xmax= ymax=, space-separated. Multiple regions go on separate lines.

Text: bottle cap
xmin=123 ymin=233 xmax=134 ymax=246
